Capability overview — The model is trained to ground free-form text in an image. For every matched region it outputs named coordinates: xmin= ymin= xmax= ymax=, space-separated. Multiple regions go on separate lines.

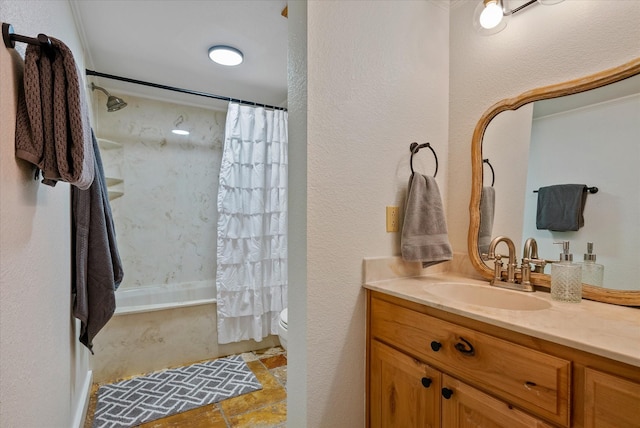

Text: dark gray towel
xmin=536 ymin=184 xmax=587 ymax=231
xmin=72 ymin=131 xmax=124 ymax=352
xmin=401 ymin=174 xmax=452 ymax=267
xmin=478 ymin=186 xmax=495 ymax=255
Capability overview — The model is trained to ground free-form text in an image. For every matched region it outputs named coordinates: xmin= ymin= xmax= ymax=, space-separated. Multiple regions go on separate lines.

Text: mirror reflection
xmin=477 ymin=70 xmax=640 ymax=293
xmin=469 ymin=58 xmax=640 ymax=306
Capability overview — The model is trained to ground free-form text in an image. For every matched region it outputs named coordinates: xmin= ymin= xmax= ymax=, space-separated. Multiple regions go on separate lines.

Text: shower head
xmin=90 ymin=82 xmax=128 ymax=112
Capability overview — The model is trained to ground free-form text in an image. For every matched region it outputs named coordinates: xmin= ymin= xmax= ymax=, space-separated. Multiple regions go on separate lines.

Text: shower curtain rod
xmin=85 ymin=69 xmax=287 ymax=111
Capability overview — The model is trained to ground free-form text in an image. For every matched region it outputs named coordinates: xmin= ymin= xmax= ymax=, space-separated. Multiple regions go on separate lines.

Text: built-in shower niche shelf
xmin=106 ymin=177 xmax=124 ymax=201
xmin=98 ymin=138 xmax=122 ymax=150
xmin=106 ymin=177 xmax=124 ymax=187
xmin=97 ymin=137 xmax=125 ymax=201
xmin=108 ymin=190 xmax=124 ymax=201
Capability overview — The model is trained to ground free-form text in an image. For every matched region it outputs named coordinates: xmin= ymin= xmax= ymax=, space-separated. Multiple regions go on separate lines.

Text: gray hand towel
xmin=401 ymin=174 xmax=452 ymax=267
xmin=72 ymin=131 xmax=124 ymax=352
xmin=536 ymin=184 xmax=587 ymax=231
xmin=478 ymin=186 xmax=495 ymax=255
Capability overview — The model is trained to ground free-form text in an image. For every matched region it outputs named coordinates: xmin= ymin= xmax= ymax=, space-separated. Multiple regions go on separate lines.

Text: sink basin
xmin=425 ymin=282 xmax=552 ymax=311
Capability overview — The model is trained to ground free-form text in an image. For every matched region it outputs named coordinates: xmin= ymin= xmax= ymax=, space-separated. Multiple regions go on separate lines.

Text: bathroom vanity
xmin=364 ymin=58 xmax=640 ymax=427
xmin=364 ymin=273 xmax=640 ymax=428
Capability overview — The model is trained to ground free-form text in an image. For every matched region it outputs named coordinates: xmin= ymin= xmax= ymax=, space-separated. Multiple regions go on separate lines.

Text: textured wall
xmin=94 ymin=94 xmax=226 ymax=291
xmin=0 ymin=1 xmax=91 ymax=427
xmin=286 ymin=1 xmax=308 ymax=426
xmin=297 ymin=1 xmax=450 ymax=426
xmin=448 ymin=0 xmax=640 ymax=255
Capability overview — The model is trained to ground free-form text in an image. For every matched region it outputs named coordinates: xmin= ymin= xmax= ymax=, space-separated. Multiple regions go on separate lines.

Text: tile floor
xmin=84 ymin=347 xmax=287 ymax=428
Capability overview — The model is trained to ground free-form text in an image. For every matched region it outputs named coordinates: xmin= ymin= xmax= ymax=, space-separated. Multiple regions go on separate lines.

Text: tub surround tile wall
xmin=95 ymin=94 xmax=226 ymax=291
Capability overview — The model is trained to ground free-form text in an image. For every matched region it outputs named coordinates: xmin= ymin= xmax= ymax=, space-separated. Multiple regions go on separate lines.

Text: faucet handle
xmin=523 ymin=257 xmax=547 ymax=266
xmin=482 ymin=253 xmax=502 ymax=262
xmin=523 ymin=257 xmax=548 ymax=274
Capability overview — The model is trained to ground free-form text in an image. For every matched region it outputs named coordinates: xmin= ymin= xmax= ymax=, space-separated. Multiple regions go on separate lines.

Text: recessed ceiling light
xmin=208 ymin=45 xmax=244 ymax=66
xmin=171 ymin=129 xmax=190 ymax=136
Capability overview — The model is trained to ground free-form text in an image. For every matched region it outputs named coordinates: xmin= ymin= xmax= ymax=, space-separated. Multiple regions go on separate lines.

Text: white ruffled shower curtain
xmin=216 ymin=102 xmax=288 ymax=344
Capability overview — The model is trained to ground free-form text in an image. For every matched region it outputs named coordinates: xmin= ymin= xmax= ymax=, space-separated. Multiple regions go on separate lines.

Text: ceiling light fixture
xmin=208 ymin=45 xmax=244 ymax=66
xmin=474 ymin=0 xmax=564 ymax=34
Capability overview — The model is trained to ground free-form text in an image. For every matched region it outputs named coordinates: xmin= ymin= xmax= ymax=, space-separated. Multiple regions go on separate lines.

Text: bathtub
xmin=95 ymin=279 xmax=279 ymax=384
xmin=114 ymin=280 xmax=217 ymax=315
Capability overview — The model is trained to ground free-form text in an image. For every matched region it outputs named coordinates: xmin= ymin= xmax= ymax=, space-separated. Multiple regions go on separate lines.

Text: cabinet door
xmin=370 ymin=297 xmax=570 ymax=426
xmin=441 ymin=375 xmax=553 ymax=428
xmin=584 ymin=368 xmax=640 ymax=428
xmin=370 ymin=340 xmax=440 ymax=428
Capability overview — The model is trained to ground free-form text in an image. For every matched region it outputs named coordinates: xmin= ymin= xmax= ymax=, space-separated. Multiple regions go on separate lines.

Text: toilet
xmin=278 ymin=308 xmax=288 ymax=351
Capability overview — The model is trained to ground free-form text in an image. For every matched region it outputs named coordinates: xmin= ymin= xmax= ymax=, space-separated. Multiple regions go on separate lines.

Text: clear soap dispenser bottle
xmin=551 ymin=241 xmax=582 ymax=303
xmin=581 ymin=242 xmax=604 ymax=287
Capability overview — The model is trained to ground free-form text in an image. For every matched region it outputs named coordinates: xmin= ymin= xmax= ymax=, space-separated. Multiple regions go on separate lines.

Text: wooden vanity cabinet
xmin=583 ymin=368 xmax=640 ymax=428
xmin=370 ymin=339 xmax=551 ymax=428
xmin=366 ymin=290 xmax=640 ymax=428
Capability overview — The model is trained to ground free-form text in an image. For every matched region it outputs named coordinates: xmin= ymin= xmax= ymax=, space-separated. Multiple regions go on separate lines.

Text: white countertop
xmin=364 ymin=273 xmax=640 ymax=367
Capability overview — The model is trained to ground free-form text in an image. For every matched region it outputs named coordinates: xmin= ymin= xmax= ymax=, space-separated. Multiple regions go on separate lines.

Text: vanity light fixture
xmin=474 ymin=0 xmax=564 ymax=34
xmin=208 ymin=45 xmax=244 ymax=66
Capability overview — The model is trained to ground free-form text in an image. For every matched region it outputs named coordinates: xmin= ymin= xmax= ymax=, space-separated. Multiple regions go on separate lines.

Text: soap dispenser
xmin=581 ymin=242 xmax=604 ymax=287
xmin=551 ymin=241 xmax=582 ymax=303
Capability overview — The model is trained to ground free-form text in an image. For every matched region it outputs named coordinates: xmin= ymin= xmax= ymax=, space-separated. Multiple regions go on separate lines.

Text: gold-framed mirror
xmin=468 ymin=57 xmax=640 ymax=306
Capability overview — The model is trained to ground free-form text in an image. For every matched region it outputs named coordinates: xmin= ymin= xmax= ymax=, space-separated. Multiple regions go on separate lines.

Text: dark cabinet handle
xmin=441 ymin=387 xmax=454 ymax=399
xmin=454 ymin=337 xmax=475 ymax=356
xmin=421 ymin=377 xmax=432 ymax=388
xmin=430 ymin=341 xmax=442 ymax=352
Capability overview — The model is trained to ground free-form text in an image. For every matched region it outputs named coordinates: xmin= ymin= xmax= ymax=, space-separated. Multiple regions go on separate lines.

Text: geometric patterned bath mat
xmin=92 ymin=354 xmax=262 ymax=428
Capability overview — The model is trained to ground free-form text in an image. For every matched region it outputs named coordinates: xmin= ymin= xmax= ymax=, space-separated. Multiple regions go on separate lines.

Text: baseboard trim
xmin=72 ymin=369 xmax=93 ymax=428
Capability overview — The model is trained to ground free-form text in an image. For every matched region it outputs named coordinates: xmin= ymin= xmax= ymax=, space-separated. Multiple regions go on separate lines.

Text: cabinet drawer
xmin=370 ymin=297 xmax=571 ymax=427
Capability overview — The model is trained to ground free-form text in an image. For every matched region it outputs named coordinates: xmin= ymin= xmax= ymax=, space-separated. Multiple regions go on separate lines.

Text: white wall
xmin=449 ymin=0 xmax=640 ymax=257
xmin=0 ymin=1 xmax=92 ymax=427
xmin=289 ymin=1 xmax=449 ymax=425
xmin=286 ymin=1 xmax=308 ymax=425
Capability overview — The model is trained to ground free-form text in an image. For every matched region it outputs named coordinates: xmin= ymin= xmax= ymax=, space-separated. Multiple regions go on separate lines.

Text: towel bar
xmin=533 ymin=186 xmax=598 ymax=194
xmin=410 ymin=142 xmax=438 ymax=177
xmin=2 ymin=22 xmax=51 ymax=49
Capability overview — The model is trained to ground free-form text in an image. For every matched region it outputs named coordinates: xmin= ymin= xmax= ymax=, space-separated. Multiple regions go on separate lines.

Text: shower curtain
xmin=216 ymin=102 xmax=288 ymax=344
